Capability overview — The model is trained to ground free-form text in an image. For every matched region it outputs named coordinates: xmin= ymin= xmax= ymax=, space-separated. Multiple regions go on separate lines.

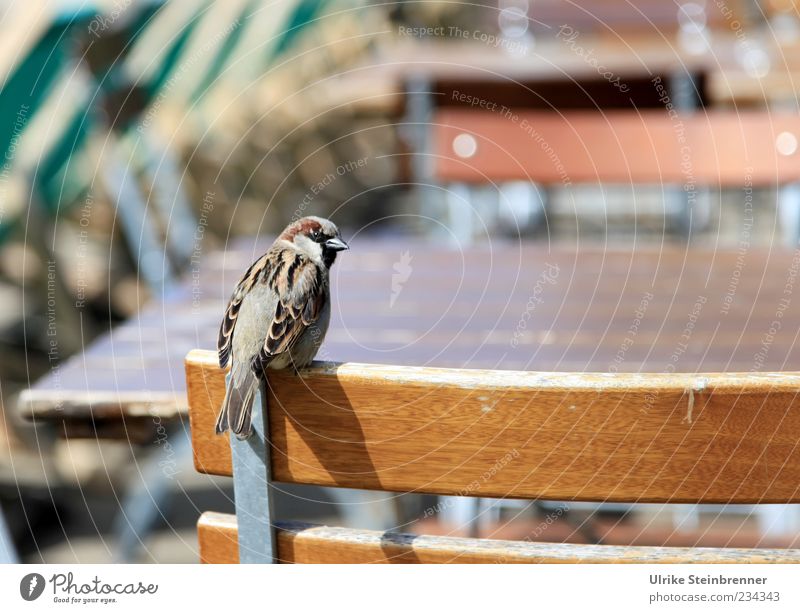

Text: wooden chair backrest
xmin=187 ymin=349 xmax=800 ymax=563
xmin=431 ymin=109 xmax=800 ymax=187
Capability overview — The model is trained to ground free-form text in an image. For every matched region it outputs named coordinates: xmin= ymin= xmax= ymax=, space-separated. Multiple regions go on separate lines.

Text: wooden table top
xmin=19 ymin=240 xmax=800 ymax=423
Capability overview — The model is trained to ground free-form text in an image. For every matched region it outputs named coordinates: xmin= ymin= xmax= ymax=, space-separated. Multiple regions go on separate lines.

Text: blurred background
xmin=2 ymin=0 xmax=800 ymax=563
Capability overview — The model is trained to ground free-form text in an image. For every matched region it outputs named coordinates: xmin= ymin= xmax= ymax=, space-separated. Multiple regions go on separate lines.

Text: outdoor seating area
xmin=2 ymin=0 xmax=800 ymax=578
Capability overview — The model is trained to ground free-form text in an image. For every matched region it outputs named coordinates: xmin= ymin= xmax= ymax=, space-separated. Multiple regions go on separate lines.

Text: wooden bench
xmin=186 ymin=349 xmax=800 ymax=563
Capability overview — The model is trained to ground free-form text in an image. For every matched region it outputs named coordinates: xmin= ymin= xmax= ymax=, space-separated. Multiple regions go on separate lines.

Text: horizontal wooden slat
xmin=198 ymin=513 xmax=239 ymax=564
xmin=433 ymin=110 xmax=800 ymax=186
xmin=187 ymin=349 xmax=800 ymax=503
xmin=20 ymin=390 xmax=187 ymax=420
xmin=197 ymin=512 xmax=800 ymax=564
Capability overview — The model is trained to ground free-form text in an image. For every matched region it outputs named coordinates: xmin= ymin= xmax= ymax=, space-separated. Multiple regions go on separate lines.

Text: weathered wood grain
xmin=187 ymin=349 xmax=800 ymax=503
xmin=434 ymin=110 xmax=800 ymax=186
xmin=197 ymin=512 xmax=800 ymax=564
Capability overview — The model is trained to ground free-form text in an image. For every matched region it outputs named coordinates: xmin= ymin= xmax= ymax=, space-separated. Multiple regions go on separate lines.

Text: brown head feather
xmin=279 ymin=217 xmax=323 ymax=242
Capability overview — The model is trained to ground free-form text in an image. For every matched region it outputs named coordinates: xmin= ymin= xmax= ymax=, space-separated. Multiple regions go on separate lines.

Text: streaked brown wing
xmin=260 ymin=251 xmax=325 ymax=363
xmin=217 ymin=253 xmax=271 ymax=368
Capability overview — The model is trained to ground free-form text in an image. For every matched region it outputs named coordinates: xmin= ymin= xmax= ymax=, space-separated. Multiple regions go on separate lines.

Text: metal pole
xmin=231 ymin=378 xmax=277 ymax=563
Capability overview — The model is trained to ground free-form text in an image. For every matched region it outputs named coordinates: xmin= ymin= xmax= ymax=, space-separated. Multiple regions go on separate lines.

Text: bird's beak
xmin=325 ymin=237 xmax=349 ymax=251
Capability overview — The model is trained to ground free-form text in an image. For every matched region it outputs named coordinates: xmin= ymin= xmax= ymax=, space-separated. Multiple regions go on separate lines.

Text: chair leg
xmin=230 ymin=378 xmax=277 ymax=563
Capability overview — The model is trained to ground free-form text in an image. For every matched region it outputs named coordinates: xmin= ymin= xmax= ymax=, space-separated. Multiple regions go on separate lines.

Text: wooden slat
xmin=20 ymin=390 xmax=186 ymax=420
xmin=197 ymin=512 xmax=800 ymax=564
xmin=198 ymin=513 xmax=239 ymax=564
xmin=433 ymin=110 xmax=800 ymax=186
xmin=186 ymin=349 xmax=800 ymax=504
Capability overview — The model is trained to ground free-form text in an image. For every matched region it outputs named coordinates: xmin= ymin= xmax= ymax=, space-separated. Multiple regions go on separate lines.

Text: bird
xmin=215 ymin=216 xmax=349 ymax=439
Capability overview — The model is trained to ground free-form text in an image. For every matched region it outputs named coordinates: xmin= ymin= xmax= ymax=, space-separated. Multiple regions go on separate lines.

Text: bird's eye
xmin=312 ymin=230 xmax=322 ymax=242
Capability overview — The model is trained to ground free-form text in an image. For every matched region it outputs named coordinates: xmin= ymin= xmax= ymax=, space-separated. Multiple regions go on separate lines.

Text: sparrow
xmin=215 ymin=216 xmax=349 ymax=439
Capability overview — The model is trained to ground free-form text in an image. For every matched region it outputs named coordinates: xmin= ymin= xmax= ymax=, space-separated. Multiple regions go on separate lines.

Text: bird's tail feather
xmin=215 ymin=365 xmax=259 ymax=440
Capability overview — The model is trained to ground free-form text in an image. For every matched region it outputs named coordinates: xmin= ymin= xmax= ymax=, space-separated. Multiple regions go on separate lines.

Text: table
xmin=20 ymin=240 xmax=800 ymax=430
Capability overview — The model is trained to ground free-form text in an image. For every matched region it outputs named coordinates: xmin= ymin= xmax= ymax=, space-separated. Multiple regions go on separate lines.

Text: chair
xmin=186 ymin=349 xmax=800 ymax=563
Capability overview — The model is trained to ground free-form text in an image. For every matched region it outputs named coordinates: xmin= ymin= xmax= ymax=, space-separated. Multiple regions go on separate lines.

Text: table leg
xmin=439 ymin=496 xmax=481 ymax=537
xmin=668 ymin=71 xmax=702 ymax=239
xmin=327 ymin=488 xmax=399 ymax=531
xmin=757 ymin=504 xmax=799 ymax=537
xmin=403 ymin=74 xmax=435 ymax=233
xmin=112 ymin=427 xmax=193 ymax=562
xmin=672 ymin=504 xmax=700 ymax=531
xmin=778 ymin=183 xmax=800 ymax=246
xmin=446 ymin=183 xmax=474 ymax=245
xmin=0 ymin=505 xmax=18 ymax=563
